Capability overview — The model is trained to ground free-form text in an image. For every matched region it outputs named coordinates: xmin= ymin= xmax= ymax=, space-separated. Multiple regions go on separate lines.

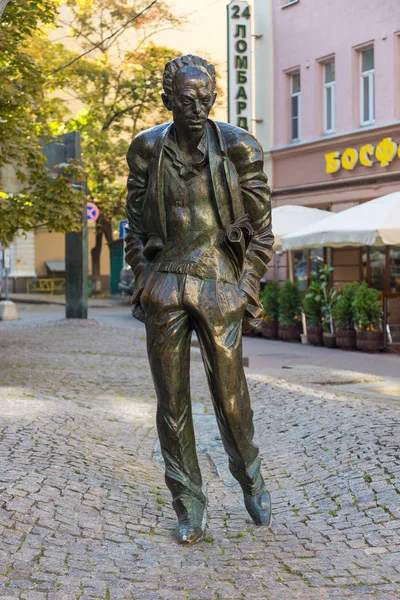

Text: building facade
xmin=3 ymin=228 xmax=111 ymax=294
xmin=254 ymin=0 xmax=400 ymax=293
xmin=0 ymin=164 xmax=111 ymax=295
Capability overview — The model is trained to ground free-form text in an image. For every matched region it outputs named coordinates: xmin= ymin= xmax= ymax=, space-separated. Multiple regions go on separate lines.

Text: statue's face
xmin=164 ymin=66 xmax=216 ymax=134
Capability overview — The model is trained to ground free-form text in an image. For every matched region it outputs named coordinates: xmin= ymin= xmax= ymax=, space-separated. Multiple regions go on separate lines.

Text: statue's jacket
xmin=125 ymin=119 xmax=274 ymax=326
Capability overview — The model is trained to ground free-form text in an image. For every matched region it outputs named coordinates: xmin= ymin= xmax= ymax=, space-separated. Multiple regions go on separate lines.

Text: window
xmin=370 ymin=247 xmax=385 ymax=290
xmin=360 ymin=47 xmax=375 ymax=125
xmin=361 ymin=247 xmax=369 ymax=282
xmin=323 ymin=61 xmax=335 ymax=133
xmin=310 ymin=248 xmax=324 ymax=279
xmin=390 ymin=247 xmax=400 ymax=292
xmin=290 ymin=72 xmax=301 ymax=141
xmin=294 ymin=250 xmax=307 ymax=291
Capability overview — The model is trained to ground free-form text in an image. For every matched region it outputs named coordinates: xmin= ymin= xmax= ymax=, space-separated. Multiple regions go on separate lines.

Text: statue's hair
xmin=163 ymin=55 xmax=216 ymax=96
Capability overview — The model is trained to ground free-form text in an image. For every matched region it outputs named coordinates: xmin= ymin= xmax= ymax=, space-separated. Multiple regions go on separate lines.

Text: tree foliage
xmin=37 ymin=0 xmax=182 ymax=274
xmin=303 ymin=278 xmax=323 ymax=327
xmin=1 ymin=0 xmax=220 ymax=277
xmin=332 ymin=282 xmax=359 ymax=331
xmin=303 ymin=265 xmax=337 ymax=331
xmin=278 ymin=280 xmax=302 ymax=325
xmin=0 ymin=0 xmax=83 ymax=246
xmin=260 ymin=281 xmax=279 ymax=323
xmin=353 ymin=281 xmax=382 ymax=332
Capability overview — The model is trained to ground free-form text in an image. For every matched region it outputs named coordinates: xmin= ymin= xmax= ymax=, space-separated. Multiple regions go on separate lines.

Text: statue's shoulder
xmin=128 ymin=122 xmax=171 ymax=157
xmin=213 ymin=121 xmax=263 ymax=162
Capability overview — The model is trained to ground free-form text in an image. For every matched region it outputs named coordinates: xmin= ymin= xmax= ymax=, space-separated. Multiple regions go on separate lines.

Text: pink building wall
xmin=272 ymin=0 xmax=400 ymax=148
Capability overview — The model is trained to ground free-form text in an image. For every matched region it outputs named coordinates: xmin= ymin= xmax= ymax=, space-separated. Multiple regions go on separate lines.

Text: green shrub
xmin=303 ymin=265 xmax=337 ymax=332
xmin=332 ymin=282 xmax=359 ymax=330
xmin=303 ymin=278 xmax=323 ymax=326
xmin=260 ymin=281 xmax=279 ymax=322
xmin=278 ymin=280 xmax=302 ymax=325
xmin=353 ymin=281 xmax=382 ymax=332
xmin=319 ymin=264 xmax=337 ymax=333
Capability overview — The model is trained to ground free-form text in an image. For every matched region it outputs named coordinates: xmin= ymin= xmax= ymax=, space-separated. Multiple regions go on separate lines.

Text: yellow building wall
xmin=35 ymin=228 xmax=110 ymax=278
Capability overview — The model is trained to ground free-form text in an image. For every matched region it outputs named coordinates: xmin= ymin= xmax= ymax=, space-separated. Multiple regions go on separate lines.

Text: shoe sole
xmin=177 ymin=532 xmax=204 ymax=545
xmin=174 ymin=527 xmax=205 ymax=545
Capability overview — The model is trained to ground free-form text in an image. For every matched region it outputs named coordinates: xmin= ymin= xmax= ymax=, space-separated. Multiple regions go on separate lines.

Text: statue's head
xmin=162 ymin=55 xmax=217 ymax=135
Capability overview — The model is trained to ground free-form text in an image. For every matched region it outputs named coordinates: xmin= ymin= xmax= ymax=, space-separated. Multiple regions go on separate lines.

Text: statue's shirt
xmin=153 ymin=129 xmax=236 ymax=284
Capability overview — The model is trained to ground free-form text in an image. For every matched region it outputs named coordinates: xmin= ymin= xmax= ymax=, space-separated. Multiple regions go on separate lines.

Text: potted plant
xmin=332 ymin=282 xmax=358 ymax=349
xmin=353 ymin=282 xmax=383 ymax=352
xmin=303 ymin=277 xmax=324 ymax=345
xmin=278 ymin=280 xmax=302 ymax=342
xmin=320 ymin=265 xmax=338 ymax=349
xmin=260 ymin=281 xmax=279 ymax=338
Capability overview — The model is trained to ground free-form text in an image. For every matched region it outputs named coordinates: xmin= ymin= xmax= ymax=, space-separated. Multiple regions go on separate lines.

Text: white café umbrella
xmin=281 ymin=191 xmax=400 ymax=250
xmin=272 ymin=205 xmax=331 ymax=250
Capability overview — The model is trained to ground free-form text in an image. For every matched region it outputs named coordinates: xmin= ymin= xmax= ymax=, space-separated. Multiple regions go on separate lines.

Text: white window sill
xmin=281 ymin=0 xmax=299 ymax=9
xmin=360 ymin=120 xmax=375 ymax=127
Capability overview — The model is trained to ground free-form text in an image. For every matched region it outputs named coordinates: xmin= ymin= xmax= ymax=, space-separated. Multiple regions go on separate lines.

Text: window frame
xmin=323 ymin=60 xmax=336 ymax=134
xmin=290 ymin=71 xmax=301 ymax=142
xmin=360 ymin=47 xmax=375 ymax=126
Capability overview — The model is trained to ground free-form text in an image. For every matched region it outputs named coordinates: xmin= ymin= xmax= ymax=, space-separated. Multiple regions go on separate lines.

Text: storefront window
xmin=390 ymin=247 xmax=400 ymax=292
xmin=310 ymin=248 xmax=324 ymax=279
xmin=325 ymin=247 xmax=332 ymax=267
xmin=370 ymin=247 xmax=385 ymax=291
xmin=294 ymin=250 xmax=308 ymax=291
xmin=361 ymin=247 xmax=368 ymax=281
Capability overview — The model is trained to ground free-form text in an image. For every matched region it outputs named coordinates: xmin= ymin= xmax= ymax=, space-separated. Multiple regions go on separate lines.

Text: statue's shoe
xmin=244 ymin=489 xmax=272 ymax=526
xmin=174 ymin=523 xmax=204 ymax=545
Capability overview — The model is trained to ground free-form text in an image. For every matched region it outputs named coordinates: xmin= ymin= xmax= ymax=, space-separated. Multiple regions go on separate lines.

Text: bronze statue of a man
xmin=125 ymin=55 xmax=274 ymax=544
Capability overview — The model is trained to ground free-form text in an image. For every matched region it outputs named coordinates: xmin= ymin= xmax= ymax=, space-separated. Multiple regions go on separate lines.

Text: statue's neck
xmin=174 ymin=123 xmax=205 ymax=158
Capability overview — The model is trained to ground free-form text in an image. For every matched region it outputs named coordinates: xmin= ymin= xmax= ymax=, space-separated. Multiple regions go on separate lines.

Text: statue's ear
xmin=210 ymin=92 xmax=217 ymax=110
xmin=162 ymin=93 xmax=173 ymax=112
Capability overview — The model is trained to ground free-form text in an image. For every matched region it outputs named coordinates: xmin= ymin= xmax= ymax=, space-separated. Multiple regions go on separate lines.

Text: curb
xmin=4 ymin=296 xmax=123 ymax=309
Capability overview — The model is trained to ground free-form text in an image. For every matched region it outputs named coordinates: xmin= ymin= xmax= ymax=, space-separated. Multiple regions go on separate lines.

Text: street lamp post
xmin=43 ymin=131 xmax=88 ymax=319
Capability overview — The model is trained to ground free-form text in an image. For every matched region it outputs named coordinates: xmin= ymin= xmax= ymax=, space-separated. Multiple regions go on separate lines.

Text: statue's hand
xmin=131 ymin=264 xmax=153 ymax=323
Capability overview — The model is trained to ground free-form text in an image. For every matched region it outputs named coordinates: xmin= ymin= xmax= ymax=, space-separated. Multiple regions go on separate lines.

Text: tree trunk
xmin=90 ymin=215 xmax=113 ymax=278
xmin=91 ymin=223 xmax=103 ymax=278
xmin=0 ymin=0 xmax=10 ymax=18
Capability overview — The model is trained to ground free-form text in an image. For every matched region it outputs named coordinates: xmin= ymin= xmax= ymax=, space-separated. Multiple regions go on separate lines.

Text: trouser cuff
xmin=229 ymin=457 xmax=265 ymax=496
xmin=172 ymin=493 xmax=206 ymax=527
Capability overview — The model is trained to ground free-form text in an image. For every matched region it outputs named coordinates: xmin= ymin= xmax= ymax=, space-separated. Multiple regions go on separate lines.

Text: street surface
xmin=10 ymin=300 xmax=400 ymax=378
xmin=0 ymin=305 xmax=399 ymax=599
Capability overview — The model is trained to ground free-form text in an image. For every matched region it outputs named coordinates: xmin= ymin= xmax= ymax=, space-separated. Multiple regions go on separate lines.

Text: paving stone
xmin=0 ymin=319 xmax=399 ymax=599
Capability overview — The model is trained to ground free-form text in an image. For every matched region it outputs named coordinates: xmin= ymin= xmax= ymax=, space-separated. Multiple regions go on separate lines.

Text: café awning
xmin=272 ymin=205 xmax=331 ymax=250
xmin=281 ymin=192 xmax=400 ymax=250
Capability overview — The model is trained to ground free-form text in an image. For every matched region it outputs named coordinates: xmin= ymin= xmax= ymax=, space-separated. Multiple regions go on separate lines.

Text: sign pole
xmin=0 ymin=248 xmax=18 ymax=321
xmin=5 ymin=266 xmax=8 ymax=301
xmin=42 ymin=130 xmax=89 ymax=318
xmin=65 ymin=208 xmax=88 ymax=319
xmin=3 ymin=248 xmax=10 ymax=300
xmin=63 ymin=131 xmax=88 ymax=319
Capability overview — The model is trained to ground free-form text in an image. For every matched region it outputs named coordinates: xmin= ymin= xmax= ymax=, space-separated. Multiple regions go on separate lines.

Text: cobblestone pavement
xmin=0 ymin=319 xmax=399 ymax=600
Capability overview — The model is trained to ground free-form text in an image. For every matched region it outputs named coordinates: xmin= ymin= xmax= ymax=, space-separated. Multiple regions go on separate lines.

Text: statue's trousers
xmin=142 ymin=271 xmax=265 ymax=525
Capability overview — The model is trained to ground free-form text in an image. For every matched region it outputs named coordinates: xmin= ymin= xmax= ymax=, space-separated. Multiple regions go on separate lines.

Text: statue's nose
xmin=193 ymin=100 xmax=201 ymax=114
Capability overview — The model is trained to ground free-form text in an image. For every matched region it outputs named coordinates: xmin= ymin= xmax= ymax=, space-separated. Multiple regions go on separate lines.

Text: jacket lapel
xmin=207 ymin=121 xmax=234 ymax=226
xmin=208 ymin=120 xmax=242 ymax=224
xmin=154 ymin=122 xmax=173 ymax=241
xmin=152 ymin=120 xmax=242 ymax=239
